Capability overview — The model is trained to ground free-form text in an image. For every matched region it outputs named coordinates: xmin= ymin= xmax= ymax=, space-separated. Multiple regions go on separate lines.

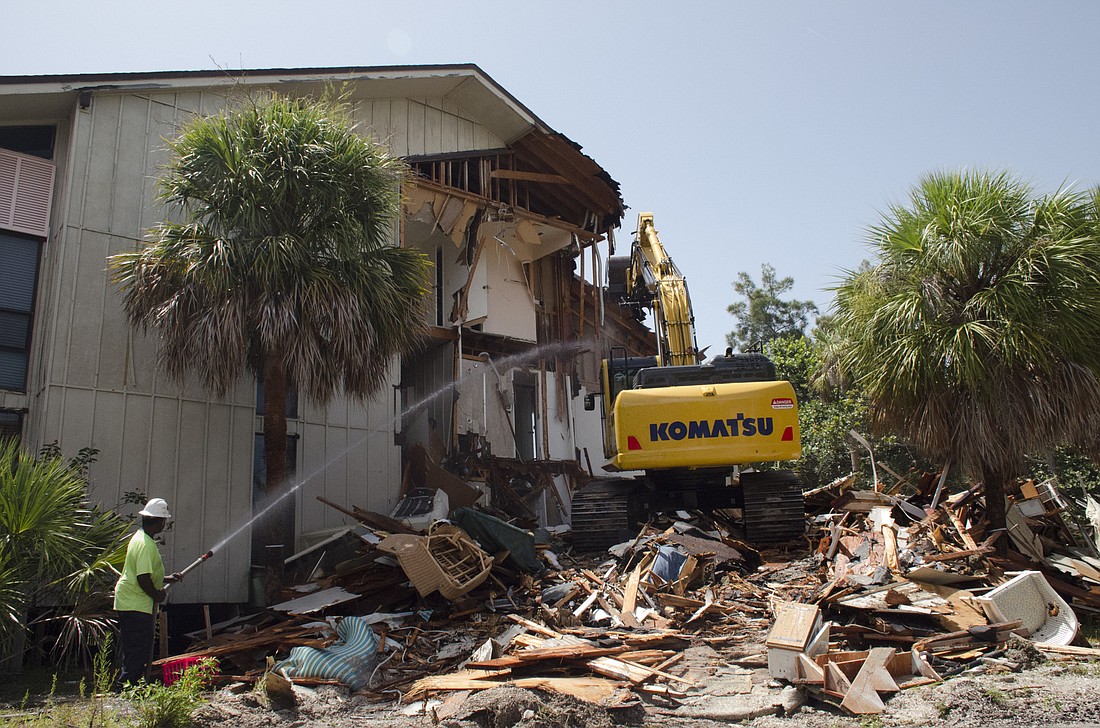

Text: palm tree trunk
xmin=262 ymin=355 xmax=288 ymax=605
xmin=982 ymin=467 xmax=1009 ymax=556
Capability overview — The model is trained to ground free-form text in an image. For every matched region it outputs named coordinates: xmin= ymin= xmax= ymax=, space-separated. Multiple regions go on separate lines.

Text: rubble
xmin=154 ymin=462 xmax=1100 ymax=722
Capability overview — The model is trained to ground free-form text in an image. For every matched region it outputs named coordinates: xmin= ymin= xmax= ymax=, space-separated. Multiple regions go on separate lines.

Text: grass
xmin=1064 ymin=659 xmax=1100 ymax=676
xmin=0 ymin=655 xmax=215 ymax=728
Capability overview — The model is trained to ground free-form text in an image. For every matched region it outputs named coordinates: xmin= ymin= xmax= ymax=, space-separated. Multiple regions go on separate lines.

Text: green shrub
xmin=122 ymin=659 xmax=216 ymax=728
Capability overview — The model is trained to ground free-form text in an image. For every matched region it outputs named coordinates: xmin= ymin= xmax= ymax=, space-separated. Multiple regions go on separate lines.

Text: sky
xmin=5 ymin=1 xmax=1100 ymax=352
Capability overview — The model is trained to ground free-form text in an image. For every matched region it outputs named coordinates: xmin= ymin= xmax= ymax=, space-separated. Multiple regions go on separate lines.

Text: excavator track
xmin=571 ymin=480 xmax=636 ymax=552
xmin=740 ymin=470 xmax=807 ymax=543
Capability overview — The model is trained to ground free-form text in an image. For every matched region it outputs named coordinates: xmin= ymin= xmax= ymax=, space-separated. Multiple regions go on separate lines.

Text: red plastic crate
xmin=161 ymin=656 xmax=215 ymax=686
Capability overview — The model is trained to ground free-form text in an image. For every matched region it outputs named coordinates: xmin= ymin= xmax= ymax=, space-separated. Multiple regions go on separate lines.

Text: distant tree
xmin=833 ymin=170 xmax=1100 ymax=546
xmin=109 ymin=94 xmax=432 ymax=596
xmin=726 ymin=264 xmax=818 ymax=351
xmin=766 ymin=335 xmax=926 ymax=489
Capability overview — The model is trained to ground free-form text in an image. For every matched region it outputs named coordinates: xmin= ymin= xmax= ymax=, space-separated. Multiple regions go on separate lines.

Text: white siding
xmin=19 ymin=83 xmax=507 ymax=603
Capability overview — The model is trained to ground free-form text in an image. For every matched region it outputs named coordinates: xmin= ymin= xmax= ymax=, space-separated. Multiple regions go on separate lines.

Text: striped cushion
xmin=276 ymin=616 xmax=379 ymax=690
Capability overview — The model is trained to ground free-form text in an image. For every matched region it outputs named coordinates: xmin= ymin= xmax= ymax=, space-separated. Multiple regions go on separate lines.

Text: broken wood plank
xmin=942 ymin=505 xmax=979 ymax=551
xmin=797 ymin=653 xmax=825 ymax=684
xmin=467 ymin=643 xmax=631 ymax=669
xmin=922 ymin=546 xmax=992 ymax=562
xmin=824 ymin=662 xmax=852 ymax=695
xmin=840 ymin=647 xmax=895 ymax=715
xmin=620 ymin=561 xmax=644 ymax=629
xmin=506 ymin=614 xmax=564 ymax=639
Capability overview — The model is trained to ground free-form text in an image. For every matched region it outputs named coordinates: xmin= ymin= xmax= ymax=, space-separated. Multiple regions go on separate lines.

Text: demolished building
xmin=0 ymin=64 xmax=654 ymax=606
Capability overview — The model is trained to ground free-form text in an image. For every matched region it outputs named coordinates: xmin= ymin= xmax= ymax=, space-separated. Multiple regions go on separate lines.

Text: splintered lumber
xmin=685 ymin=588 xmax=718 ymax=624
xmin=511 ymin=677 xmax=632 ymax=706
xmin=151 ymin=621 xmax=332 ymax=666
xmin=922 ymin=546 xmax=992 ymax=562
xmin=882 ymin=525 xmax=900 ymax=571
xmin=620 ymin=562 xmax=644 ymax=628
xmin=1034 ymin=643 xmax=1100 ymax=658
xmin=797 ymin=653 xmax=825 ymax=684
xmin=912 ymin=620 xmax=1023 ymax=653
xmin=587 ymin=655 xmax=699 ymax=687
xmin=840 ymin=647 xmax=896 ymax=715
xmin=586 ymin=656 xmax=654 ymax=683
xmin=316 ymin=496 xmax=419 ymax=535
xmin=941 ymin=505 xmax=979 ymax=551
xmin=824 ymin=662 xmax=852 ymax=696
xmin=655 ymin=593 xmax=735 ymax=613
xmin=467 ymin=643 xmax=631 ymax=669
xmin=507 ymin=614 xmax=563 ymax=638
xmin=404 ymin=669 xmax=512 ymax=701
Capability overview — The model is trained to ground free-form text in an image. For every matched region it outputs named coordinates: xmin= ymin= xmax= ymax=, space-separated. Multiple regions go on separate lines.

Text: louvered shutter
xmin=0 ymin=148 xmax=55 ymax=238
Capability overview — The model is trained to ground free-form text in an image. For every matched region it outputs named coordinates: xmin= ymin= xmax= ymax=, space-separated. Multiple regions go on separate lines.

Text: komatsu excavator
xmin=571 ymin=213 xmax=806 ymax=551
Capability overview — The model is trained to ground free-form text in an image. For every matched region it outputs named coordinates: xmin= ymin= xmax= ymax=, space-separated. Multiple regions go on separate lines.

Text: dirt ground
xmin=189 ymin=639 xmax=1100 ymax=728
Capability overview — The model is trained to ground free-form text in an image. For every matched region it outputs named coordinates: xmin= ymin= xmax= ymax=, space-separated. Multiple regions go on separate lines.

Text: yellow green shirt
xmin=113 ymin=529 xmax=165 ymax=614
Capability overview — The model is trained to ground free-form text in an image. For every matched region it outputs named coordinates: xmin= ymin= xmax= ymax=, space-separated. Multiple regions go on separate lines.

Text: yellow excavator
xmin=572 ymin=213 xmax=806 ymax=550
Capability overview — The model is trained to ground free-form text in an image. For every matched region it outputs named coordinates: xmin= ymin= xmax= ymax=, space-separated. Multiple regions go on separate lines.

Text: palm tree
xmin=833 ymin=170 xmax=1100 ymax=546
xmin=109 ymin=94 xmax=432 ymax=594
xmin=0 ymin=440 xmax=128 ymax=667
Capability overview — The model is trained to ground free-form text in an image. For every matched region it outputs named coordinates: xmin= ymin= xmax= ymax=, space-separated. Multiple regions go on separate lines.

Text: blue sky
xmin=6 ymin=1 xmax=1100 ymax=351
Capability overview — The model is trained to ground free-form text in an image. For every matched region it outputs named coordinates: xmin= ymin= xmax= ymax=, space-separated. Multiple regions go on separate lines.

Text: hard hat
xmin=138 ymin=498 xmax=172 ymax=519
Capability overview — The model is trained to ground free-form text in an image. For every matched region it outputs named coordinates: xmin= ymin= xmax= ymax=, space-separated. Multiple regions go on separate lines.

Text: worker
xmin=114 ymin=497 xmax=182 ymax=686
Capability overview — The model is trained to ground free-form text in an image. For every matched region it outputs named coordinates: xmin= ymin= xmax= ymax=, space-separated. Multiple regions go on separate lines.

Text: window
xmin=0 ymin=410 xmax=21 ymax=443
xmin=0 ymin=231 xmax=41 ymax=392
xmin=0 ymin=126 xmax=55 ymax=160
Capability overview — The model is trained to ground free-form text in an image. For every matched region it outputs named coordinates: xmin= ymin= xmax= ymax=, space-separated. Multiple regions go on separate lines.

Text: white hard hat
xmin=138 ymin=498 xmax=172 ymax=519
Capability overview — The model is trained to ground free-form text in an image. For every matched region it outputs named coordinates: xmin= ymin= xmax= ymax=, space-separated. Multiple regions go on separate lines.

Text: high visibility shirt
xmin=113 ymin=529 xmax=165 ymax=614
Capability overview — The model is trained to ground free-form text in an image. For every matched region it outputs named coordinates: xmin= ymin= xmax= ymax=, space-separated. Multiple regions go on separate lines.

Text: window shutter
xmin=0 ymin=149 xmax=55 ymax=238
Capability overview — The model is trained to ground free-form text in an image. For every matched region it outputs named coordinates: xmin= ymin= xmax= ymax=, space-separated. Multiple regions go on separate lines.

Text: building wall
xmin=18 ymin=86 xmax=506 ymax=603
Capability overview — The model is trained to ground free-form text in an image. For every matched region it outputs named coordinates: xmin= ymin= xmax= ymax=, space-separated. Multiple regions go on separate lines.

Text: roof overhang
xmin=0 ymin=64 xmax=542 ymax=143
xmin=0 ymin=64 xmax=624 ymax=230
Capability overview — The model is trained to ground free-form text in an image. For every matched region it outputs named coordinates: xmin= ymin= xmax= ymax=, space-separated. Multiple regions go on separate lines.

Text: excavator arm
xmin=620 ymin=213 xmax=700 ymax=367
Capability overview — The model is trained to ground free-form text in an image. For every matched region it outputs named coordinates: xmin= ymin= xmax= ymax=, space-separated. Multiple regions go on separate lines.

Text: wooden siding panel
xmin=423 ymin=99 xmax=443 ymax=154
xmin=223 ymin=406 xmax=254 ymax=602
xmin=58 ymin=387 xmax=95 ymax=467
xmin=388 ymin=100 xmax=409 ymax=156
xmin=66 ymin=231 xmax=111 ymax=387
xmin=82 ymin=96 xmax=122 ymax=234
xmin=441 ymin=100 xmax=460 ymax=152
xmin=197 ymin=402 xmax=233 ymax=601
xmin=109 ymin=96 xmax=150 ymax=236
xmin=147 ymin=397 xmax=180 ymax=503
xmin=370 ymin=99 xmax=392 ymax=148
xmin=91 ymin=391 xmax=126 ymax=504
xmin=406 ymin=99 xmax=426 ymax=156
xmin=297 ymin=420 xmax=328 ymax=535
xmin=118 ymin=394 xmax=153 ymax=504
xmin=169 ymin=400 xmax=208 ymax=595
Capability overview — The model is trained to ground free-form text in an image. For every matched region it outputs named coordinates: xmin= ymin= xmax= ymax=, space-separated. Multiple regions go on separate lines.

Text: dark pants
xmin=116 ymin=610 xmax=155 ymax=686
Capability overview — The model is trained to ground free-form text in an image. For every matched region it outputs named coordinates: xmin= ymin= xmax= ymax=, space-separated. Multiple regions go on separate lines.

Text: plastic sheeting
xmin=452 ymin=507 xmax=544 ymax=574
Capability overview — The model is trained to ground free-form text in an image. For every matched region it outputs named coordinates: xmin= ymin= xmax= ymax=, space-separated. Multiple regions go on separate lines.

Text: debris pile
xmin=156 ymin=462 xmax=1100 ymax=721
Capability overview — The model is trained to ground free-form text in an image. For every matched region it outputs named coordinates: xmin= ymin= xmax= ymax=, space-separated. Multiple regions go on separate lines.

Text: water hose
xmin=165 ymin=549 xmax=214 ymax=590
